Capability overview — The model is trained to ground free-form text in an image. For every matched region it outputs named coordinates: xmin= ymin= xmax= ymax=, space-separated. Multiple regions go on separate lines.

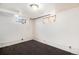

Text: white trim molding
xmin=34 ymin=37 xmax=79 ymax=55
xmin=0 ymin=37 xmax=32 ymax=48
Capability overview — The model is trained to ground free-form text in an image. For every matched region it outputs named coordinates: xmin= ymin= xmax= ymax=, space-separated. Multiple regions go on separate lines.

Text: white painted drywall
xmin=0 ymin=12 xmax=32 ymax=45
xmin=35 ymin=7 xmax=79 ymax=54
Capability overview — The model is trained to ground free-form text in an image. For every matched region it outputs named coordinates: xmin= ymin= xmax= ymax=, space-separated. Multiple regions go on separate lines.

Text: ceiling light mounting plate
xmin=30 ymin=4 xmax=39 ymax=8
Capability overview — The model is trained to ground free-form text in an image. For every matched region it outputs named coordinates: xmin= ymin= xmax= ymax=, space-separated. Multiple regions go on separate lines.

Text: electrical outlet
xmin=21 ymin=38 xmax=23 ymax=40
xmin=69 ymin=46 xmax=72 ymax=49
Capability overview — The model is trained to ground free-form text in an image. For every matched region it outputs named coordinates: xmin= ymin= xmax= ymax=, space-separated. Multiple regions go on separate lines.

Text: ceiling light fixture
xmin=30 ymin=4 xmax=39 ymax=10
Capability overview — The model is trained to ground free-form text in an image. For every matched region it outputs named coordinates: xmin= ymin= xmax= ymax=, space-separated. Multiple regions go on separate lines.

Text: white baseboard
xmin=1 ymin=36 xmax=79 ymax=55
xmin=34 ymin=37 xmax=79 ymax=55
xmin=0 ymin=37 xmax=32 ymax=48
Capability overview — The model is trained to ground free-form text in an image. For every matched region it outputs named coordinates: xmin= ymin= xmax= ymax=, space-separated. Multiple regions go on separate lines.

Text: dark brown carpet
xmin=0 ymin=40 xmax=75 ymax=55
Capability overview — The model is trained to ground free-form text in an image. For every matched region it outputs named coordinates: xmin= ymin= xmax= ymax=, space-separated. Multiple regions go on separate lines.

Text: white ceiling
xmin=0 ymin=3 xmax=79 ymax=18
xmin=55 ymin=3 xmax=79 ymax=12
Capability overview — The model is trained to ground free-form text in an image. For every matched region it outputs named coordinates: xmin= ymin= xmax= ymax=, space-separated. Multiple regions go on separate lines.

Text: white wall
xmin=35 ymin=7 xmax=79 ymax=54
xmin=1 ymin=7 xmax=79 ymax=54
xmin=0 ymin=12 xmax=32 ymax=47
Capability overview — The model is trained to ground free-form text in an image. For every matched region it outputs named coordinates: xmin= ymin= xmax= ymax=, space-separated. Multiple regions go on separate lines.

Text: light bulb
xmin=32 ymin=5 xmax=38 ymax=10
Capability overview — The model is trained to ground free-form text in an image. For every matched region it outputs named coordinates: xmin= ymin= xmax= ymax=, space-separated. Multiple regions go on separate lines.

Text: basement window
xmin=15 ymin=15 xmax=26 ymax=24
